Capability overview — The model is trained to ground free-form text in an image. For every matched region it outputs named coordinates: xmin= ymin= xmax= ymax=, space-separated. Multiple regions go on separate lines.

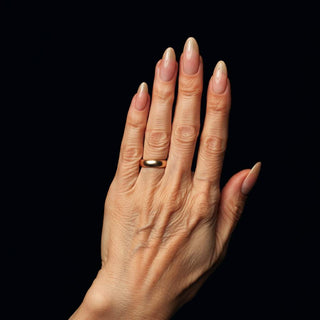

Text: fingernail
xmin=212 ymin=60 xmax=228 ymax=94
xmin=159 ymin=47 xmax=176 ymax=81
xmin=135 ymin=82 xmax=148 ymax=110
xmin=183 ymin=37 xmax=200 ymax=75
xmin=241 ymin=162 xmax=262 ymax=195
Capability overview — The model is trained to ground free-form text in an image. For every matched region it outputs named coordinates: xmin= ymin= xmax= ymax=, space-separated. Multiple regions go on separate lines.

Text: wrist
xmin=70 ymin=269 xmax=172 ymax=320
xmin=69 ymin=270 xmax=114 ymax=320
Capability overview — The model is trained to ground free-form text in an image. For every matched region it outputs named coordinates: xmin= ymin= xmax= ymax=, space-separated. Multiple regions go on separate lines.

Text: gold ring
xmin=139 ymin=159 xmax=167 ymax=168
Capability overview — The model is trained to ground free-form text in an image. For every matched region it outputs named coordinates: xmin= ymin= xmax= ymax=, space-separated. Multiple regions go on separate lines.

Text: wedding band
xmin=139 ymin=159 xmax=167 ymax=168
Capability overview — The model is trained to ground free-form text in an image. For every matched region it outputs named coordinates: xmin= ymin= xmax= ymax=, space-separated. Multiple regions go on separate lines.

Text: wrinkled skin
xmin=70 ymin=37 xmax=261 ymax=320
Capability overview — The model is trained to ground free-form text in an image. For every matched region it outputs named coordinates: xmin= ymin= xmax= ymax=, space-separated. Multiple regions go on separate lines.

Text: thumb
xmin=215 ymin=162 xmax=261 ymax=252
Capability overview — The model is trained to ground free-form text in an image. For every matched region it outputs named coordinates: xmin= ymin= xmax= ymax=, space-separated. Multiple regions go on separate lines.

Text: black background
xmin=3 ymin=1 xmax=318 ymax=319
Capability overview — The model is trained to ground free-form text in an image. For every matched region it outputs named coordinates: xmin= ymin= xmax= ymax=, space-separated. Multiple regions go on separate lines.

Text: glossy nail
xmin=212 ymin=60 xmax=228 ymax=94
xmin=241 ymin=162 xmax=262 ymax=195
xmin=183 ymin=37 xmax=200 ymax=75
xmin=135 ymin=82 xmax=148 ymax=110
xmin=159 ymin=47 xmax=176 ymax=81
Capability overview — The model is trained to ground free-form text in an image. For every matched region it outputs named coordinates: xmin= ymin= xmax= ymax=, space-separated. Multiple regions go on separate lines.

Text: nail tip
xmin=162 ymin=47 xmax=176 ymax=61
xmin=138 ymin=82 xmax=148 ymax=93
xmin=184 ymin=36 xmax=199 ymax=51
xmin=187 ymin=36 xmax=197 ymax=42
xmin=252 ymin=161 xmax=262 ymax=172
xmin=215 ymin=60 xmax=228 ymax=74
xmin=248 ymin=162 xmax=262 ymax=178
xmin=241 ymin=161 xmax=262 ymax=195
xmin=212 ymin=60 xmax=228 ymax=93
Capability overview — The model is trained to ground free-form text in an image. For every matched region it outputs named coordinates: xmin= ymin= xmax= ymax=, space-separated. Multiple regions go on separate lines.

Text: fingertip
xmin=221 ymin=169 xmax=251 ymax=197
xmin=138 ymin=81 xmax=148 ymax=94
xmin=182 ymin=37 xmax=201 ymax=75
xmin=241 ymin=162 xmax=262 ymax=195
xmin=135 ymin=82 xmax=149 ymax=111
xmin=215 ymin=168 xmax=253 ymax=249
xmin=160 ymin=47 xmax=177 ymax=81
xmin=211 ymin=60 xmax=228 ymax=94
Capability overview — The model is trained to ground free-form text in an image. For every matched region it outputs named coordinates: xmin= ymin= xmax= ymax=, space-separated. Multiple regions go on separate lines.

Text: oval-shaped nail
xmin=135 ymin=82 xmax=148 ymax=110
xmin=159 ymin=47 xmax=176 ymax=81
xmin=241 ymin=162 xmax=262 ymax=195
xmin=183 ymin=37 xmax=200 ymax=75
xmin=212 ymin=60 xmax=228 ymax=94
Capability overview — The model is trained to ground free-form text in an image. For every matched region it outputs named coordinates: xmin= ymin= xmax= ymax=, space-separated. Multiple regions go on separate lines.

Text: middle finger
xmin=166 ymin=37 xmax=203 ymax=176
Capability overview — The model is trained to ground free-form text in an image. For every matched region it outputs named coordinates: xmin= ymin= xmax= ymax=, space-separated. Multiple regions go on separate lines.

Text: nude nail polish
xmin=212 ymin=60 xmax=228 ymax=94
xmin=159 ymin=47 xmax=176 ymax=81
xmin=241 ymin=162 xmax=262 ymax=195
xmin=183 ymin=37 xmax=200 ymax=75
xmin=135 ymin=82 xmax=148 ymax=110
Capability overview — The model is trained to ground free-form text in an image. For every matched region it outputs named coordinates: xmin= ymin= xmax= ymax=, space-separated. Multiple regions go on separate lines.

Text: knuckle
xmin=179 ymin=86 xmax=202 ymax=98
xmin=164 ymin=195 xmax=183 ymax=214
xmin=126 ymin=110 xmax=147 ymax=130
xmin=200 ymin=135 xmax=226 ymax=157
xmin=194 ymin=193 xmax=210 ymax=218
xmin=224 ymin=198 xmax=245 ymax=223
xmin=186 ymin=192 xmax=219 ymax=228
xmin=121 ymin=145 xmax=141 ymax=163
xmin=207 ymin=95 xmax=229 ymax=113
xmin=161 ymin=183 xmax=185 ymax=213
xmin=194 ymin=192 xmax=219 ymax=218
xmin=153 ymin=85 xmax=174 ymax=104
xmin=145 ymin=129 xmax=170 ymax=149
xmin=126 ymin=121 xmax=145 ymax=138
xmin=174 ymin=125 xmax=199 ymax=145
xmin=179 ymin=77 xmax=203 ymax=98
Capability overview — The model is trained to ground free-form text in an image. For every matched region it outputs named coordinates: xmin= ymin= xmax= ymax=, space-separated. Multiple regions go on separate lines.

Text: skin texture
xmin=69 ymin=37 xmax=261 ymax=320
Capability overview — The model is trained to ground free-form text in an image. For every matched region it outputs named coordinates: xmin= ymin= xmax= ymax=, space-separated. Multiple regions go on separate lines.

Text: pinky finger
xmin=116 ymin=82 xmax=150 ymax=190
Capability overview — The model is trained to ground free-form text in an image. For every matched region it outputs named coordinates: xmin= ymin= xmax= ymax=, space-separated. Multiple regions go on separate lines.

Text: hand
xmin=70 ymin=37 xmax=261 ymax=320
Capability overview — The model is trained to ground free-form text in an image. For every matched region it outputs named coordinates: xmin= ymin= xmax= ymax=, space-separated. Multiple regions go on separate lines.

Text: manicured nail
xmin=159 ymin=47 xmax=176 ymax=81
xmin=183 ymin=37 xmax=200 ymax=75
xmin=241 ymin=162 xmax=262 ymax=195
xmin=135 ymin=82 xmax=148 ymax=110
xmin=212 ymin=60 xmax=228 ymax=94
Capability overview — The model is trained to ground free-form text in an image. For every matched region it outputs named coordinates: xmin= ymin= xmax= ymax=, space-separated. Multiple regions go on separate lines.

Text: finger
xmin=143 ymin=47 xmax=177 ymax=161
xmin=215 ymin=162 xmax=261 ymax=254
xmin=116 ymin=82 xmax=150 ymax=189
xmin=194 ymin=61 xmax=231 ymax=190
xmin=166 ymin=37 xmax=202 ymax=176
